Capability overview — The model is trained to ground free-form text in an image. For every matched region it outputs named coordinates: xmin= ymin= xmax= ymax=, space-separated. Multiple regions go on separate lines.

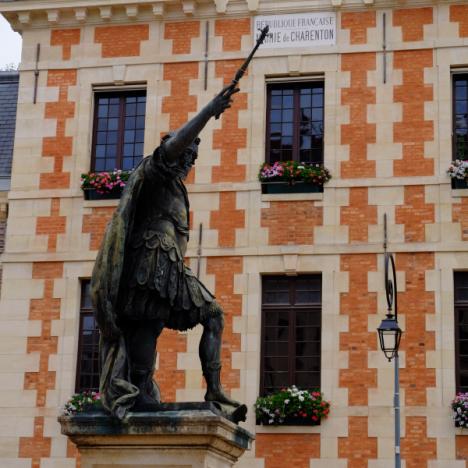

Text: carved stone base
xmin=59 ymin=403 xmax=254 ymax=468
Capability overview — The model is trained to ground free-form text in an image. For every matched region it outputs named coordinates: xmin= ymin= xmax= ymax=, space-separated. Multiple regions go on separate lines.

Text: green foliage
xmin=255 ymin=386 xmax=330 ymax=425
xmin=63 ymin=391 xmax=102 ymax=415
xmin=80 ymin=169 xmax=132 ymax=194
xmin=258 ymin=161 xmax=331 ymax=186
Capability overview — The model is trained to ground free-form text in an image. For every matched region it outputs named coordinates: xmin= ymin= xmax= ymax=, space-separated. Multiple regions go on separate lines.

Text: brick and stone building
xmin=0 ymin=0 xmax=468 ymax=466
xmin=0 ymin=70 xmax=18 ymax=290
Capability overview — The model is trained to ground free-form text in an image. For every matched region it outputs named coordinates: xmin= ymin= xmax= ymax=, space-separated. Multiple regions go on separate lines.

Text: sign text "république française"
xmin=254 ymin=13 xmax=336 ymax=49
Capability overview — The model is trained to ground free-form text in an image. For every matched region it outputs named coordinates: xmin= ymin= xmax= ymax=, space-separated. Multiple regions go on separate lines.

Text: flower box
xmin=256 ymin=414 xmax=320 ymax=426
xmin=452 ymin=178 xmax=468 ymax=190
xmin=83 ymin=187 xmax=123 ymax=201
xmin=258 ymin=161 xmax=331 ymax=195
xmin=261 ymin=181 xmax=323 ymax=194
xmin=255 ymin=386 xmax=330 ymax=427
xmin=81 ymin=169 xmax=132 ymax=200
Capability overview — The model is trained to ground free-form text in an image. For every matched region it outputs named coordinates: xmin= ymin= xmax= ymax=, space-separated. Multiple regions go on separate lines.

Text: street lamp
xmin=377 ymin=313 xmax=402 ymax=362
xmin=377 ymin=251 xmax=402 ymax=468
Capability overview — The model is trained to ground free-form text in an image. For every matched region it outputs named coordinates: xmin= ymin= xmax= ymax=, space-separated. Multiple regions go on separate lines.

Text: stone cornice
xmin=1 ymin=0 xmax=467 ymax=31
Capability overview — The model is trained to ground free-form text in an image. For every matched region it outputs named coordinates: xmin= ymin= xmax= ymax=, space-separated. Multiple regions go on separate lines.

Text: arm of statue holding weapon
xmin=163 ymin=25 xmax=270 ymax=164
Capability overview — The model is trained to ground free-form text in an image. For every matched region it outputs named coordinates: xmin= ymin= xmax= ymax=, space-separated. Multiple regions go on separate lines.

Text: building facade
xmin=1 ymin=0 xmax=468 ymax=466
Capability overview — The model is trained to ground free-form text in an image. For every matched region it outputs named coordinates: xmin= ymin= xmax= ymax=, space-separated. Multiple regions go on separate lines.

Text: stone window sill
xmin=255 ymin=424 xmax=321 ymax=434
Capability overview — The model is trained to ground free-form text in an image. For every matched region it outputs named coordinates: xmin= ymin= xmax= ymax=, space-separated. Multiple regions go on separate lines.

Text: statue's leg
xmin=126 ymin=319 xmax=164 ymax=407
xmin=199 ymin=302 xmax=240 ymax=407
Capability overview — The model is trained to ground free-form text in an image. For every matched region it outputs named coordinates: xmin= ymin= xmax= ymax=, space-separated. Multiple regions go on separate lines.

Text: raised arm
xmin=162 ymin=85 xmax=239 ymax=165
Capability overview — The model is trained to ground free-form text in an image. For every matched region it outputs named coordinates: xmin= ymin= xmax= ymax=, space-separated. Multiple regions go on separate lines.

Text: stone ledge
xmin=59 ymin=403 xmax=254 ymax=463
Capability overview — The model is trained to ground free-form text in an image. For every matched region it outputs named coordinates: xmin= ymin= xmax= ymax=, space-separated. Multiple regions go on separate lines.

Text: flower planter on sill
xmin=83 ymin=188 xmax=123 ymax=201
xmin=452 ymin=178 xmax=468 ymax=190
xmin=261 ymin=181 xmax=323 ymax=195
xmin=256 ymin=415 xmax=321 ymax=426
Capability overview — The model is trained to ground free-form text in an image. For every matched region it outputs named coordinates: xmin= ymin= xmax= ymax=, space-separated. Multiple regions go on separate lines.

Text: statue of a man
xmin=91 ymin=86 xmax=240 ymax=419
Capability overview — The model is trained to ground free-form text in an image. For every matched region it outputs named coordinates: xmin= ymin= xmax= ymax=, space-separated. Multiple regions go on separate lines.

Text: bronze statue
xmin=91 ymin=26 xmax=269 ymax=421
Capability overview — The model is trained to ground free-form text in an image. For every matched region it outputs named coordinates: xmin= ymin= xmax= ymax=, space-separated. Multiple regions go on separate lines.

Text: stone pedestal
xmin=59 ymin=403 xmax=254 ymax=468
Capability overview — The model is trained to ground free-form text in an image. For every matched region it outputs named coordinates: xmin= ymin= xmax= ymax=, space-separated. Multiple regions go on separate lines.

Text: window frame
xmin=90 ymin=89 xmax=147 ymax=172
xmin=265 ymin=80 xmax=325 ymax=165
xmin=453 ymin=73 xmax=468 ymax=162
xmin=75 ymin=279 xmax=100 ymax=393
xmin=260 ymin=274 xmax=322 ymax=396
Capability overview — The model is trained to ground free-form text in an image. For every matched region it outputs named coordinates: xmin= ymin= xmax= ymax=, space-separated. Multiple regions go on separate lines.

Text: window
xmin=455 ymin=272 xmax=468 ymax=393
xmin=261 ymin=275 xmax=321 ymax=395
xmin=92 ymin=91 xmax=146 ymax=171
xmin=75 ymin=280 xmax=100 ymax=393
xmin=266 ymin=82 xmax=324 ymax=164
xmin=453 ymin=74 xmax=468 ymax=161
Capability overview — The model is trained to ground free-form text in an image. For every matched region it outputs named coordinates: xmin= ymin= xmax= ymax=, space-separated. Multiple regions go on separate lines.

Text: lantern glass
xmin=377 ymin=316 xmax=402 ymax=361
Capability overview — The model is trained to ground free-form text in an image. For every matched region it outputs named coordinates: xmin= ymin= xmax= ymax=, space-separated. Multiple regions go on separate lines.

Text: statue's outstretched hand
xmin=211 ymin=85 xmax=240 ymax=119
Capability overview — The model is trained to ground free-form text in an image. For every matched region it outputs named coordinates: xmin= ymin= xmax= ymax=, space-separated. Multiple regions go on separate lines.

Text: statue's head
xmin=161 ymin=133 xmax=200 ymax=179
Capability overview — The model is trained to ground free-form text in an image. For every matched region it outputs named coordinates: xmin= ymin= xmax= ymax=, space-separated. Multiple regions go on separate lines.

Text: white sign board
xmin=254 ymin=13 xmax=336 ymax=49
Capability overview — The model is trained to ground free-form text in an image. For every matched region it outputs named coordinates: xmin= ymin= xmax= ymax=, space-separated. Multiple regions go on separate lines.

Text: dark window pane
xmin=296 ymin=327 xmax=321 ymax=341
xmin=94 ymin=159 xmax=105 ymax=171
xmin=97 ymin=119 xmax=107 ymax=131
xmin=107 ymin=132 xmax=118 ymax=145
xmin=108 ymin=105 xmax=120 ymax=118
xmin=135 ymin=143 xmax=144 ymax=157
xmin=125 ymin=116 xmax=136 ymax=130
xmin=123 ymin=143 xmax=134 ymax=157
xmin=122 ymin=158 xmax=134 ymax=170
xmin=108 ymin=118 xmax=119 ymax=131
xmin=137 ymin=102 xmax=146 ymax=115
xmin=95 ymin=145 xmax=105 ymax=158
xmin=296 ymin=357 xmax=320 ymax=372
xmin=265 ymin=326 xmax=289 ymax=341
xmin=264 ymin=357 xmax=289 ymax=371
xmin=270 ymin=110 xmax=281 ymax=123
xmin=295 ymin=372 xmax=320 ymax=388
xmin=265 ymin=341 xmax=289 ymax=356
xmin=456 ymin=85 xmax=467 ymax=100
xmin=98 ymin=105 xmax=108 ymax=118
xmin=296 ymin=310 xmax=320 ymax=326
xmin=126 ymin=103 xmax=136 ymax=116
xmin=76 ymin=281 xmax=100 ymax=393
xmin=296 ymin=342 xmax=320 ymax=356
xmin=264 ymin=372 xmax=289 ymax=389
xmin=136 ymin=116 xmax=145 ymax=129
xmin=271 ymin=96 xmax=282 ymax=109
xmin=97 ymin=132 xmax=106 ymax=144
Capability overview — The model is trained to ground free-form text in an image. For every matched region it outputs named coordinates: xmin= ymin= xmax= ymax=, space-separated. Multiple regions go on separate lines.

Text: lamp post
xmin=377 ymin=252 xmax=402 ymax=468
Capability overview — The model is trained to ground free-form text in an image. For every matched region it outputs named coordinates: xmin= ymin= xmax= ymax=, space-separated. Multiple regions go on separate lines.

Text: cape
xmin=90 ymin=156 xmax=153 ymax=419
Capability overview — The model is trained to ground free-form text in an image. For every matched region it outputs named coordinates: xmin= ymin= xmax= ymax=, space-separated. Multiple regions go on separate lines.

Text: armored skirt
xmin=120 ymin=230 xmax=216 ymax=331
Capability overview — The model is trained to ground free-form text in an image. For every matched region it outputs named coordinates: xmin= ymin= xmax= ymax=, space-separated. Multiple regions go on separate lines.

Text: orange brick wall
xmin=339 ymin=254 xmax=377 ymax=406
xmin=211 ymin=60 xmax=247 ymax=183
xmin=210 ymin=192 xmax=245 ymax=248
xmin=341 ymin=11 xmax=376 ymax=44
xmin=41 ymin=69 xmax=76 ymax=190
xmin=393 ymin=8 xmax=433 ymax=42
xmin=51 ymin=29 xmax=80 ymax=60
xmin=94 ymin=25 xmax=149 ymax=58
xmin=164 ymin=21 xmax=200 ymax=54
xmin=19 ymin=262 xmax=64 ymax=466
xmin=340 ymin=187 xmax=377 ymax=243
xmin=261 ymin=200 xmax=322 ymax=245
xmin=393 ymin=49 xmax=434 ymax=177
xmin=206 ymin=257 xmax=242 ymax=392
xmin=338 ymin=417 xmax=377 ymax=468
xmin=450 ymin=5 xmax=468 ymax=37
xmin=256 ymin=433 xmax=320 ymax=468
xmin=340 ymin=53 xmax=376 ymax=178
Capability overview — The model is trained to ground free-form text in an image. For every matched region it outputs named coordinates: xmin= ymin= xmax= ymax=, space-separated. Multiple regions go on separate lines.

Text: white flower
xmin=298 ymin=396 xmax=304 ymax=402
xmin=284 ymin=399 xmax=290 ymax=405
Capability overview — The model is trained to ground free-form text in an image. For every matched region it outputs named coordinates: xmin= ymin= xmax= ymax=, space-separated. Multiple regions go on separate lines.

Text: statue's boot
xmin=203 ymin=362 xmax=241 ymax=408
xmin=131 ymin=367 xmax=160 ymax=411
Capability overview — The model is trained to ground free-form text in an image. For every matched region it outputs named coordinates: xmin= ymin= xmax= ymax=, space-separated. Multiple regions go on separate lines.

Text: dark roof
xmin=0 ymin=71 xmax=19 ymax=181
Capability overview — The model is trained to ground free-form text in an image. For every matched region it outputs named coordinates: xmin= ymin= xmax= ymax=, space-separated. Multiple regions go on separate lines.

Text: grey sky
xmin=0 ymin=14 xmax=22 ymax=68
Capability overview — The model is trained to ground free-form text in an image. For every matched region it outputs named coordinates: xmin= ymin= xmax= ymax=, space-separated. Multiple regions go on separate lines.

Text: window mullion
xmin=117 ymin=96 xmax=125 ymax=170
xmin=293 ymin=88 xmax=300 ymax=162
